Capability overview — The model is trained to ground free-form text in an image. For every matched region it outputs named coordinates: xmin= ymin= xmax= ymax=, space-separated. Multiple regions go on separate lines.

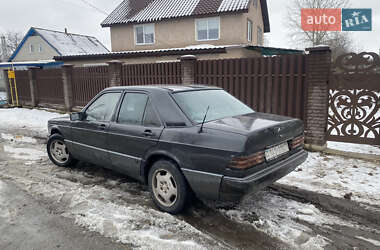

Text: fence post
xmin=28 ymin=67 xmax=39 ymax=107
xmin=180 ymin=55 xmax=197 ymax=85
xmin=107 ymin=60 xmax=123 ymax=87
xmin=62 ymin=65 xmax=74 ymax=111
xmin=304 ymin=46 xmax=331 ymax=150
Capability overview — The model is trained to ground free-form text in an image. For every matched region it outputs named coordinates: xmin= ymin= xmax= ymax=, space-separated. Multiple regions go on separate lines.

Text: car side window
xmin=143 ymin=101 xmax=161 ymax=127
xmin=118 ymin=93 xmax=149 ymax=125
xmin=85 ymin=92 xmax=121 ymax=122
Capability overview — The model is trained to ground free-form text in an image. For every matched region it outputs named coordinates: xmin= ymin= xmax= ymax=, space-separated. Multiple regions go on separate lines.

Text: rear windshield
xmin=172 ymin=89 xmax=254 ymax=124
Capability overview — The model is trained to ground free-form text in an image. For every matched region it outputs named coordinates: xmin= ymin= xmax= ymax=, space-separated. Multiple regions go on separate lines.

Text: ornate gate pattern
xmin=328 ymin=52 xmax=380 ymax=145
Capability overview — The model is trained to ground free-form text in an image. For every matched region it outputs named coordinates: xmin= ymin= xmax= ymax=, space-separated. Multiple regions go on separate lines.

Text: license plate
xmin=265 ymin=142 xmax=289 ymax=161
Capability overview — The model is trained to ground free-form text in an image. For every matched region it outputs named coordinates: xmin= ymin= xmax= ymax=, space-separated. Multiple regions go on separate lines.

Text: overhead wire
xmin=78 ymin=0 xmax=110 ymax=16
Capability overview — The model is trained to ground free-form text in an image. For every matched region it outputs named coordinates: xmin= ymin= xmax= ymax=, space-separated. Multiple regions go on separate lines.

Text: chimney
xmin=64 ymin=28 xmax=68 ymax=34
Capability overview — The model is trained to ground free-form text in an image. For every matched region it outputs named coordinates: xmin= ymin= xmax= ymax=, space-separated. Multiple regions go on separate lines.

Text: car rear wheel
xmin=47 ymin=134 xmax=77 ymax=167
xmin=148 ymin=160 xmax=189 ymax=214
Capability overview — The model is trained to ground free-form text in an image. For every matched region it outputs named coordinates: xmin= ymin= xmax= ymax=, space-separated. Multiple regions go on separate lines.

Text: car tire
xmin=148 ymin=160 xmax=189 ymax=214
xmin=47 ymin=134 xmax=77 ymax=167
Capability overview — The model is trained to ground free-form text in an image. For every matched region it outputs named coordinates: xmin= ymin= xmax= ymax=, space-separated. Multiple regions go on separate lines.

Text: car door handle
xmin=142 ymin=130 xmax=154 ymax=137
xmin=98 ymin=124 xmax=106 ymax=130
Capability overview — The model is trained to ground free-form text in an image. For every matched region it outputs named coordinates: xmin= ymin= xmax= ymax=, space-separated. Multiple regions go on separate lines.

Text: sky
xmin=0 ymin=0 xmax=379 ymax=53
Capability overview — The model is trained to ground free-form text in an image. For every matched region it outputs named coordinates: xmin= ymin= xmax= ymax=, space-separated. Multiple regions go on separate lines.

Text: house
xmin=102 ymin=0 xmax=270 ymax=51
xmin=0 ymin=27 xmax=109 ymax=91
xmin=8 ymin=27 xmax=109 ymax=62
xmin=56 ymin=0 xmax=297 ymax=66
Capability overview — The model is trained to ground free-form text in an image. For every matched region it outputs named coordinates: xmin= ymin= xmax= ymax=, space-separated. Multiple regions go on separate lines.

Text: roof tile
xmin=101 ymin=0 xmax=253 ymax=27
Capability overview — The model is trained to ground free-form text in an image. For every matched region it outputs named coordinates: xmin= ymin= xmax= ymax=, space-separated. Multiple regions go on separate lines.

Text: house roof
xmin=9 ymin=27 xmax=109 ymax=62
xmin=0 ymin=60 xmax=63 ymax=69
xmin=54 ymin=45 xmax=229 ymax=61
xmin=101 ymin=0 xmax=270 ymax=32
xmin=54 ymin=44 xmax=302 ymax=61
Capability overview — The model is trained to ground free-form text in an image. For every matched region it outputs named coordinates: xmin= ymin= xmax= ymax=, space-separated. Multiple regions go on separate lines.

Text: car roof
xmin=105 ymin=84 xmax=221 ymax=93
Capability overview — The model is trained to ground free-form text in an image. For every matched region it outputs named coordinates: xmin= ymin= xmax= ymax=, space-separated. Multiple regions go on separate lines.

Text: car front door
xmin=107 ymin=92 xmax=164 ymax=180
xmin=70 ymin=91 xmax=121 ymax=167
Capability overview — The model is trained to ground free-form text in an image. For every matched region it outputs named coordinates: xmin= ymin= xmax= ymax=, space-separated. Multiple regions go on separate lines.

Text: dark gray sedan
xmin=47 ymin=85 xmax=307 ymax=214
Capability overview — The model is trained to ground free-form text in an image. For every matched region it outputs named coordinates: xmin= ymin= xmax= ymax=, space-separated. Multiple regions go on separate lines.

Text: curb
xmin=324 ymin=148 xmax=380 ymax=163
xmin=305 ymin=143 xmax=380 ymax=163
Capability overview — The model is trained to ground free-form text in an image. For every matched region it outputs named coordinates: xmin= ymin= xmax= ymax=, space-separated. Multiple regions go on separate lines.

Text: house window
xmin=38 ymin=44 xmax=43 ymax=53
xmin=134 ymin=24 xmax=155 ymax=45
xmin=257 ymin=26 xmax=263 ymax=46
xmin=247 ymin=19 xmax=253 ymax=42
xmin=253 ymin=0 xmax=258 ymax=8
xmin=196 ymin=17 xmax=220 ymax=41
xmin=30 ymin=44 xmax=34 ymax=53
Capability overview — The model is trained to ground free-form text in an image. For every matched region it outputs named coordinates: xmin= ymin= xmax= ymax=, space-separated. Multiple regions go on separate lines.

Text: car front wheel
xmin=47 ymin=134 xmax=77 ymax=167
xmin=148 ymin=160 xmax=189 ymax=214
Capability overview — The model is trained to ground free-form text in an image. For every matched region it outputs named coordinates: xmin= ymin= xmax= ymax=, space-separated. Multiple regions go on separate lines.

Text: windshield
xmin=173 ymin=89 xmax=254 ymax=124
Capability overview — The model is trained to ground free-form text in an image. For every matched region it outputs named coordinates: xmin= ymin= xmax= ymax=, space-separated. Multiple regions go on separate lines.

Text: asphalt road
xmin=1 ymin=130 xmax=380 ymax=250
xmin=0 ymin=179 xmax=128 ymax=250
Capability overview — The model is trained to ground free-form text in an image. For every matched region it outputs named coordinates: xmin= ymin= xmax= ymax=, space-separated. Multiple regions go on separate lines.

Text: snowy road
xmin=1 ymin=128 xmax=380 ymax=249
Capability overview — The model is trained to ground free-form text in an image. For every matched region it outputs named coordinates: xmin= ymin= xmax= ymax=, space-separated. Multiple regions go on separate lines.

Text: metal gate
xmin=328 ymin=52 xmax=380 ymax=145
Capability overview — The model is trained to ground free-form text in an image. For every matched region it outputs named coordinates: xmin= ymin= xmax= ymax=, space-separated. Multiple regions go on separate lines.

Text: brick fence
xmin=3 ymin=46 xmax=331 ymax=148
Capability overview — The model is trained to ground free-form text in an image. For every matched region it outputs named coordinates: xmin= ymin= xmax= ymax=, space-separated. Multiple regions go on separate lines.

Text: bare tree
xmin=287 ymin=0 xmax=353 ymax=58
xmin=0 ymin=31 xmax=23 ymax=62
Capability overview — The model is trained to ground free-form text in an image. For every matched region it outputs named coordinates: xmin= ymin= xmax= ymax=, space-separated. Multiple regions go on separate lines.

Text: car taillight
xmin=291 ymin=135 xmax=304 ymax=149
xmin=229 ymin=151 xmax=265 ymax=170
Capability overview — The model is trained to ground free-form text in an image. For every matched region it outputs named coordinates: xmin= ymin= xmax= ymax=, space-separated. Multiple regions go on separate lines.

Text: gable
xmin=12 ymin=35 xmax=59 ymax=62
xmin=102 ymin=0 xmax=269 ymax=32
xmin=9 ymin=27 xmax=109 ymax=62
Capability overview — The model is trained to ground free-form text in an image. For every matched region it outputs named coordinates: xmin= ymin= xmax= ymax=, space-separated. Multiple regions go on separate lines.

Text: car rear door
xmin=107 ymin=92 xmax=164 ymax=180
xmin=70 ymin=91 xmax=121 ymax=167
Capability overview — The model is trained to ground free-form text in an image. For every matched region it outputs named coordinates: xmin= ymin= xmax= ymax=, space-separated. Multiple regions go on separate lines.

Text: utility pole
xmin=1 ymin=36 xmax=8 ymax=62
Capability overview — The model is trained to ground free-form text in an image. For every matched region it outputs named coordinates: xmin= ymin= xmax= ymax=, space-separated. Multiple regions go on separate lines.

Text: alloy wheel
xmin=152 ymin=169 xmax=178 ymax=207
xmin=50 ymin=140 xmax=69 ymax=164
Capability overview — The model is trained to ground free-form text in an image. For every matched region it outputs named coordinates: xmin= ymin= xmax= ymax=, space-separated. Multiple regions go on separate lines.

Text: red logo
xmin=301 ymin=9 xmax=341 ymax=31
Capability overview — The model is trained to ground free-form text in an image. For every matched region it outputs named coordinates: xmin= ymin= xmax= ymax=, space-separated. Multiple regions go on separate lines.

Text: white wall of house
xmin=12 ymin=35 xmax=59 ymax=62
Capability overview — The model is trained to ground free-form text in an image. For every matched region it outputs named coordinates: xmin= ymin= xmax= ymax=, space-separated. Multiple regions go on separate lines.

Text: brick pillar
xmin=28 ymin=67 xmax=39 ymax=107
xmin=180 ymin=55 xmax=197 ymax=85
xmin=107 ymin=60 xmax=123 ymax=87
xmin=304 ymin=46 xmax=331 ymax=150
xmin=62 ymin=64 xmax=74 ymax=111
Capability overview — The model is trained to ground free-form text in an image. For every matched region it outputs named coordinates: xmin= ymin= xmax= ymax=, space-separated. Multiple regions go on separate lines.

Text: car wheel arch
xmin=142 ymin=152 xmax=182 ymax=183
xmin=50 ymin=127 xmax=62 ymax=136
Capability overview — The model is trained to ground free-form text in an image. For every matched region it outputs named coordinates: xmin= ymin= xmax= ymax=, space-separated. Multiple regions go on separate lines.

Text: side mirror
xmin=70 ymin=112 xmax=85 ymax=121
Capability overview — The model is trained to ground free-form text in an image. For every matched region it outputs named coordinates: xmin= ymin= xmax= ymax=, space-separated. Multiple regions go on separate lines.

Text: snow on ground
xmin=0 ymin=108 xmax=63 ymax=137
xmin=3 ymin=145 xmax=46 ymax=161
xmin=355 ymin=236 xmax=380 ymax=247
xmin=279 ymin=152 xmax=380 ymax=206
xmin=219 ymin=188 xmax=380 ymax=250
xmin=0 ymin=144 xmax=224 ymax=250
xmin=220 ymin=192 xmax=329 ymax=250
xmin=0 ymin=180 xmax=10 ymax=220
xmin=1 ymin=133 xmax=37 ymax=144
xmin=327 ymin=141 xmax=380 ymax=155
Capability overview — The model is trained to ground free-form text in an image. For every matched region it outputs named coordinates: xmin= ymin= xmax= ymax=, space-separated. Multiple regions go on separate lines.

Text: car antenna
xmin=199 ymin=106 xmax=210 ymax=133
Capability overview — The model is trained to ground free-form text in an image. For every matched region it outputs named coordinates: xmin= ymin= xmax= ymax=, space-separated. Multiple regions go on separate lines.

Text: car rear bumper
xmin=219 ymin=150 xmax=308 ymax=201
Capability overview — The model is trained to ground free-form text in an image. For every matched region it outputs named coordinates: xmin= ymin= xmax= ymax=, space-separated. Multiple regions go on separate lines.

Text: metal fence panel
xmin=72 ymin=66 xmax=109 ymax=107
xmin=195 ymin=55 xmax=307 ymax=120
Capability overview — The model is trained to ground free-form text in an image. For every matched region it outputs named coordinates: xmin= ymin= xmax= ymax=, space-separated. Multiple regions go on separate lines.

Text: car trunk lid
xmin=204 ymin=112 xmax=304 ymax=154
